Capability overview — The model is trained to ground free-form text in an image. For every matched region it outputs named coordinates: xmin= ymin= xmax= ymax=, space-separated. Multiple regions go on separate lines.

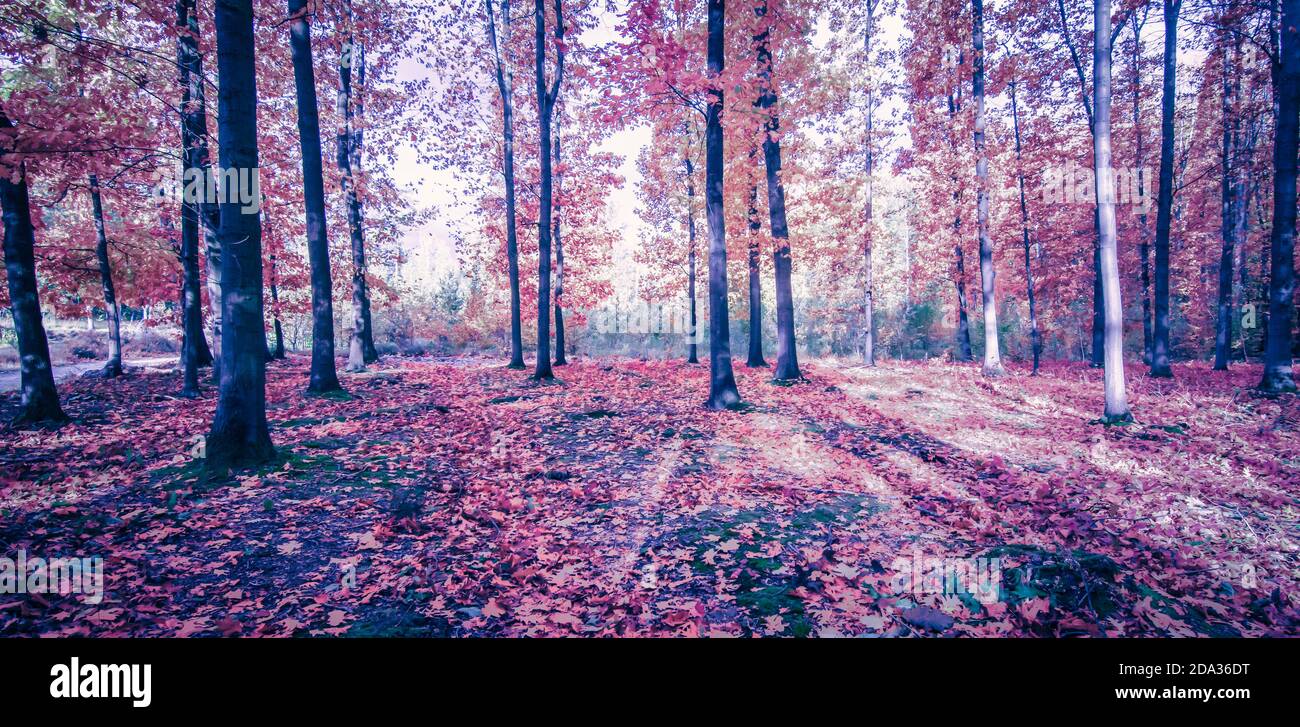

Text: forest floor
xmin=1 ymin=354 xmax=1297 ymax=637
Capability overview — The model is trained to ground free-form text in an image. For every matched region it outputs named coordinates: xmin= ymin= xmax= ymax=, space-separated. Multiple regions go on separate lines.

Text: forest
xmin=0 ymin=0 xmax=1297 ymax=639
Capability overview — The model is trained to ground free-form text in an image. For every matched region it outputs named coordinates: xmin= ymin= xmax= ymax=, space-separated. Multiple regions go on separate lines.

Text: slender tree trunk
xmin=532 ymin=0 xmax=564 ymax=381
xmin=351 ymin=37 xmax=378 ymax=363
xmin=1151 ymin=0 xmax=1180 ymax=378
xmin=337 ymin=9 xmax=374 ymax=372
xmin=1011 ymin=82 xmax=1041 ymax=374
xmin=175 ymin=0 xmax=209 ymax=391
xmin=972 ymin=0 xmax=1002 ymax=375
xmin=554 ymin=102 xmax=567 ymax=366
xmin=486 ymin=0 xmax=525 ymax=369
xmin=1095 ymin=0 xmax=1132 ymax=421
xmin=287 ymin=0 xmax=341 ymax=391
xmin=1131 ymin=11 xmax=1153 ymax=366
xmin=486 ymin=0 xmax=525 ymax=368
xmin=1214 ymin=31 xmax=1239 ymax=370
xmin=754 ymin=0 xmax=800 ymax=381
xmin=268 ymin=252 xmax=286 ymax=360
xmin=745 ymin=177 xmax=767 ymax=367
xmin=705 ymin=0 xmax=740 ymax=408
xmin=206 ymin=0 xmax=274 ymax=469
xmin=862 ymin=0 xmax=877 ymax=366
xmin=685 ymin=155 xmax=700 ymax=364
xmin=171 ymin=205 xmax=202 ymax=395
xmin=88 ymin=174 xmax=123 ymax=378
xmin=1259 ymin=0 xmax=1299 ymax=390
xmin=1233 ymin=95 xmax=1257 ymax=362
xmin=177 ymin=0 xmax=221 ymax=381
xmin=0 ymin=113 xmax=66 ymax=424
xmin=948 ymin=83 xmax=974 ymax=363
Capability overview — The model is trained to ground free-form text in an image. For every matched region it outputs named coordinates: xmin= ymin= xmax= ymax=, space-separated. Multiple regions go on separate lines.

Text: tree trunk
xmin=177 ymin=0 xmax=221 ymax=381
xmin=287 ymin=0 xmax=341 ymax=391
xmin=351 ymin=36 xmax=378 ymax=364
xmin=1131 ymin=11 xmax=1152 ymax=366
xmin=1095 ymin=0 xmax=1132 ymax=421
xmin=88 ymin=174 xmax=123 ymax=378
xmin=206 ymin=0 xmax=274 ymax=469
xmin=948 ymin=83 xmax=974 ymax=363
xmin=685 ymin=155 xmax=700 ymax=364
xmin=175 ymin=0 xmax=210 ymax=393
xmin=972 ymin=0 xmax=1002 ymax=376
xmin=532 ymin=0 xmax=564 ymax=381
xmin=705 ymin=0 xmax=740 ymax=408
xmin=1011 ymin=82 xmax=1041 ymax=374
xmin=337 ymin=12 xmax=373 ymax=372
xmin=754 ymin=0 xmax=800 ymax=381
xmin=1214 ymin=31 xmax=1238 ymax=370
xmin=862 ymin=0 xmax=877 ymax=366
xmin=0 ymin=113 xmax=66 ymax=424
xmin=268 ymin=252 xmax=286 ymax=360
xmin=1150 ymin=0 xmax=1180 ymax=378
xmin=553 ymin=102 xmax=567 ymax=366
xmin=1260 ymin=0 xmax=1299 ymax=391
xmin=486 ymin=0 xmax=525 ymax=370
xmin=745 ymin=178 xmax=766 ymax=367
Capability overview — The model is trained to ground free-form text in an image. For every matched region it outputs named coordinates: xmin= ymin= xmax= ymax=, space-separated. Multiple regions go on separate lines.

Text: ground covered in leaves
xmin=1 ymin=355 xmax=1297 ymax=637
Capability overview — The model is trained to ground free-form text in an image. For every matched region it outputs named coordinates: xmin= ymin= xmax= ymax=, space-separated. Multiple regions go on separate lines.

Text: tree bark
xmin=532 ymin=0 xmax=564 ymax=381
xmin=1214 ymin=29 xmax=1239 ymax=370
xmin=947 ymin=79 xmax=974 ymax=363
xmin=685 ymin=154 xmax=700 ymax=364
xmin=1095 ymin=0 xmax=1132 ymax=421
xmin=88 ymin=174 xmax=123 ymax=378
xmin=753 ymin=0 xmax=800 ymax=381
xmin=1132 ymin=11 xmax=1153 ymax=366
xmin=554 ymin=103 xmax=567 ymax=366
xmin=351 ymin=36 xmax=378 ymax=364
xmin=337 ymin=9 xmax=373 ymax=372
xmin=486 ymin=0 xmax=525 ymax=369
xmin=206 ymin=0 xmax=274 ymax=469
xmin=862 ymin=0 xmax=878 ymax=366
xmin=287 ymin=0 xmax=341 ymax=391
xmin=175 ymin=0 xmax=210 ymax=395
xmin=1150 ymin=0 xmax=1180 ymax=378
xmin=176 ymin=0 xmax=221 ymax=382
xmin=705 ymin=0 xmax=740 ymax=408
xmin=0 ymin=112 xmax=66 ymax=424
xmin=1010 ymin=81 xmax=1041 ymax=374
xmin=1260 ymin=0 xmax=1299 ymax=391
xmin=972 ymin=0 xmax=1002 ymax=376
xmin=745 ymin=177 xmax=767 ymax=367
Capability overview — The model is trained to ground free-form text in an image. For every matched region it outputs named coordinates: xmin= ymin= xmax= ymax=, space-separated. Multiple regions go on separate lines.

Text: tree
xmin=88 ymin=173 xmax=123 ymax=378
xmin=176 ymin=0 xmax=213 ymax=396
xmin=753 ymin=0 xmax=801 ymax=382
xmin=971 ymin=0 xmax=1002 ymax=376
xmin=706 ymin=0 xmax=740 ymax=409
xmin=0 ymin=110 xmax=66 ymax=425
xmin=206 ymin=0 xmax=274 ymax=470
xmin=1259 ymin=0 xmax=1298 ymax=391
xmin=554 ymin=100 xmax=568 ymax=366
xmin=1009 ymin=79 xmax=1042 ymax=374
xmin=485 ymin=0 xmax=526 ymax=369
xmin=336 ymin=3 xmax=377 ymax=372
xmin=1150 ymin=0 xmax=1180 ymax=378
xmin=861 ymin=0 xmax=880 ymax=366
xmin=1094 ymin=0 xmax=1131 ymax=422
xmin=287 ymin=0 xmax=343 ymax=393
xmin=532 ymin=0 xmax=565 ymax=381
